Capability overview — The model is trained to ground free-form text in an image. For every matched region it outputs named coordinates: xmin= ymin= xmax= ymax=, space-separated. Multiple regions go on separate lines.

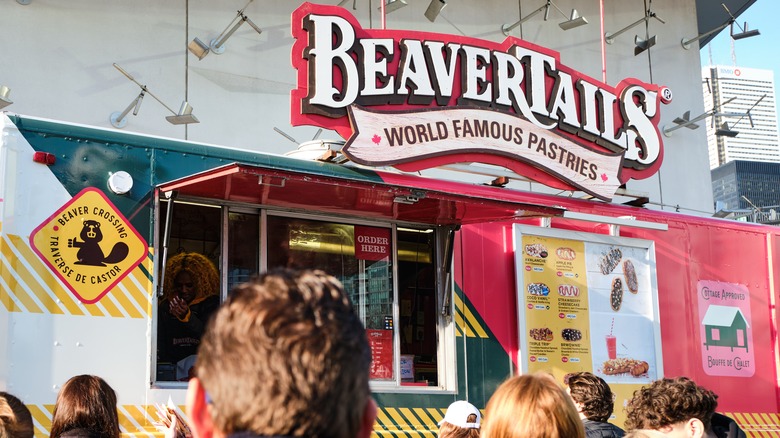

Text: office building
xmin=703 ymin=66 xmax=780 ymax=169
xmin=712 ymin=160 xmax=780 ymax=224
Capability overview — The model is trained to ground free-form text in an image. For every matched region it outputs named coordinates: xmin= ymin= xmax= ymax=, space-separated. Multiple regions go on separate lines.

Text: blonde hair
xmin=439 ymin=420 xmax=481 ymax=438
xmin=482 ymin=373 xmax=585 ymax=438
xmin=0 ymin=392 xmax=34 ymax=438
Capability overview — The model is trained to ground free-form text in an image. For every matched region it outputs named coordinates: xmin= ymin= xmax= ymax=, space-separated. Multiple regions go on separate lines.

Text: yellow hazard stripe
xmin=0 ymin=242 xmax=43 ymax=313
xmin=723 ymin=412 xmax=780 ymax=437
xmin=25 ymin=405 xmax=776 ymax=438
xmin=27 ymin=404 xmax=52 ymax=438
xmin=111 ymin=286 xmax=144 ymax=319
xmin=8 ymin=234 xmax=85 ymax=315
xmin=1 ymin=234 xmax=151 ymax=318
xmin=453 ymin=294 xmax=489 ymax=339
xmin=1 ymin=236 xmax=64 ymax=314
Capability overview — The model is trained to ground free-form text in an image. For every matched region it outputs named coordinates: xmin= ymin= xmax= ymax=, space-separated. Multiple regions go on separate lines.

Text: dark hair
xmin=625 ymin=377 xmax=718 ymax=431
xmin=196 ymin=269 xmax=371 ymax=438
xmin=0 ymin=392 xmax=34 ymax=438
xmin=50 ymin=375 xmax=120 ymax=438
xmin=565 ymin=372 xmax=615 ymax=422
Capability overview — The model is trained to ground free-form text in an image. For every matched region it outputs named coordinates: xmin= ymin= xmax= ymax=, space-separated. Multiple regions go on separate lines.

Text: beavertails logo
xmin=30 ymin=188 xmax=147 ymax=304
xmin=290 ymin=3 xmax=671 ymax=201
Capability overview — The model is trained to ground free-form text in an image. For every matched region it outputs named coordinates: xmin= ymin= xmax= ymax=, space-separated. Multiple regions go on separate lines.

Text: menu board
xmin=367 ymin=329 xmax=394 ymax=379
xmin=514 ymin=225 xmax=663 ymax=421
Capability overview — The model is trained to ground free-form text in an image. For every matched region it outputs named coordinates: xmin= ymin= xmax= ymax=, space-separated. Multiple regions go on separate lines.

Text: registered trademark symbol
xmin=660 ymin=87 xmax=673 ymax=104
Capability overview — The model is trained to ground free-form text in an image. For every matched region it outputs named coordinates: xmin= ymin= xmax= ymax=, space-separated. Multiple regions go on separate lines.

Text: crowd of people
xmin=0 ymin=268 xmax=747 ymax=438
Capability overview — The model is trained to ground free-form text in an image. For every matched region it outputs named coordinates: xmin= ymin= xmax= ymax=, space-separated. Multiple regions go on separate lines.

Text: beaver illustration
xmin=68 ymin=220 xmax=129 ymax=266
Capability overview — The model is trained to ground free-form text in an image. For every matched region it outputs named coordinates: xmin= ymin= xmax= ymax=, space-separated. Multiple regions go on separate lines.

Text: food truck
xmin=2 ymin=3 xmax=779 ymax=437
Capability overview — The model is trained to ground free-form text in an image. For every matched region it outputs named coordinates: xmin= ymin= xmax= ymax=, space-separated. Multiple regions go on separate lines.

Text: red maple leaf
xmin=372 ymin=134 xmax=381 ymax=144
xmin=600 ymin=173 xmax=608 ymax=182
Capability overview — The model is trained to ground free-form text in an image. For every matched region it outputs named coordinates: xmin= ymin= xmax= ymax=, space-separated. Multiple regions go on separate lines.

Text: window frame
xmin=151 ymin=195 xmax=457 ymax=392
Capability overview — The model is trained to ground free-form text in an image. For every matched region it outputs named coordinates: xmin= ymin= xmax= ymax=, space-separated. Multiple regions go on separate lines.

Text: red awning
xmin=157 ymin=163 xmax=564 ymax=225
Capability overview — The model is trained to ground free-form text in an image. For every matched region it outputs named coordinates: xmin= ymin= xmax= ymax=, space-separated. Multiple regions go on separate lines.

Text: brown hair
xmin=439 ymin=419 xmax=481 ymax=438
xmin=163 ymin=252 xmax=219 ymax=302
xmin=0 ymin=392 xmax=34 ymax=438
xmin=564 ymin=372 xmax=615 ymax=422
xmin=625 ymin=377 xmax=718 ymax=432
xmin=196 ymin=269 xmax=371 ymax=438
xmin=481 ymin=373 xmax=585 ymax=438
xmin=50 ymin=375 xmax=120 ymax=438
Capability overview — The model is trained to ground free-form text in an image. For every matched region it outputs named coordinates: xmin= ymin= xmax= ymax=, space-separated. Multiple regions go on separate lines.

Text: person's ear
xmin=356 ymin=397 xmax=378 ymax=438
xmin=186 ymin=377 xmax=218 ymax=438
xmin=687 ymin=418 xmax=706 ymax=438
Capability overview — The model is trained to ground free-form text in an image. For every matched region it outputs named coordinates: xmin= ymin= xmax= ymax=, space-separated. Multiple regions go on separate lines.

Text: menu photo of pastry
xmin=590 ymin=313 xmax=656 ymax=383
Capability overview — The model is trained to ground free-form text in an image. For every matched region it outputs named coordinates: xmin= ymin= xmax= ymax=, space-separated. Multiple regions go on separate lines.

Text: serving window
xmin=155 ymin=199 xmax=451 ymax=389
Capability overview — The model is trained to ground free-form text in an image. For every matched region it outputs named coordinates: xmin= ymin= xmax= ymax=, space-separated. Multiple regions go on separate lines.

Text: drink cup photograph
xmin=606 ymin=335 xmax=617 ymax=360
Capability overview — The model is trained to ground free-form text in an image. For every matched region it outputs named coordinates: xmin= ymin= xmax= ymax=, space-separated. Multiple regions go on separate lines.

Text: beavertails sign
xmin=290 ymin=3 xmax=671 ymax=201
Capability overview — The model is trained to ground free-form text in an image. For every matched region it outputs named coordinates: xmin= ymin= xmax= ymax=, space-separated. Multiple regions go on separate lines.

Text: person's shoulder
xmin=58 ymin=428 xmax=106 ymax=438
xmin=583 ymin=419 xmax=625 ymax=438
xmin=710 ymin=413 xmax=747 ymax=438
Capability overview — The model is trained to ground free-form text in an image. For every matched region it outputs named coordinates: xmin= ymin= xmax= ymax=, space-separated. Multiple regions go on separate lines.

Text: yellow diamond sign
xmin=30 ymin=188 xmax=148 ymax=304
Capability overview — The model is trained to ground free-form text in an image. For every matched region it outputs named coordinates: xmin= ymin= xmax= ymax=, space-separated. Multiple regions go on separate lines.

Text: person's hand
xmin=164 ymin=410 xmax=179 ymax=438
xmin=169 ymin=296 xmax=190 ymax=319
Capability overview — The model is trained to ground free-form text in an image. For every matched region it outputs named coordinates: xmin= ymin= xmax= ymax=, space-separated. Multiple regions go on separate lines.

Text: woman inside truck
xmin=157 ymin=252 xmax=220 ymax=380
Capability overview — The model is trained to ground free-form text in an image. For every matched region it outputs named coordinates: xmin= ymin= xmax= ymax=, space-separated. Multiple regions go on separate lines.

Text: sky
xmin=702 ymin=0 xmax=779 ymax=113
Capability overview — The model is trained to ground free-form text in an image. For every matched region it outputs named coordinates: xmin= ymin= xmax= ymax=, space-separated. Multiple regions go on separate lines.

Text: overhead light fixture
xmin=730 ymin=21 xmax=760 ymax=40
xmin=715 ymin=122 xmax=739 ymax=137
xmin=110 ymin=63 xmax=199 ymax=128
xmin=0 ymin=86 xmax=13 ymax=110
xmin=662 ymin=96 xmax=750 ymax=137
xmin=604 ymin=7 xmax=665 ymax=55
xmin=166 ymin=101 xmax=200 ymax=125
xmin=712 ymin=93 xmax=766 ymax=137
xmin=16 ymin=0 xmax=30 ymax=4
xmin=425 ymin=0 xmax=446 ymax=22
xmin=503 ymin=0 xmax=587 ymax=35
xmin=681 ymin=3 xmax=760 ymax=49
xmin=188 ymin=0 xmax=263 ymax=60
xmin=558 ymin=9 xmax=588 ymax=31
xmin=379 ymin=0 xmax=407 ymax=13
xmin=634 ymin=35 xmax=656 ymax=56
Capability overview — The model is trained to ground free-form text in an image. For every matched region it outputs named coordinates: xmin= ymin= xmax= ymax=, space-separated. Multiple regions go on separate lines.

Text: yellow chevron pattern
xmin=453 ymin=293 xmax=489 ymax=338
xmin=723 ymin=412 xmax=780 ymax=437
xmin=0 ymin=233 xmax=153 ymax=318
xmin=24 ymin=404 xmax=779 ymax=438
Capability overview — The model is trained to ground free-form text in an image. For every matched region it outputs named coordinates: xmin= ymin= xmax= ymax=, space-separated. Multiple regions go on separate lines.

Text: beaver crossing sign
xmin=30 ymin=188 xmax=147 ymax=304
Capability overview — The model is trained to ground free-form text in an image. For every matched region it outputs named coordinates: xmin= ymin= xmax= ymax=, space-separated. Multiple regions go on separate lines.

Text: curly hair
xmin=162 ymin=252 xmax=219 ymax=302
xmin=196 ymin=269 xmax=371 ymax=438
xmin=0 ymin=392 xmax=33 ymax=438
xmin=624 ymin=377 xmax=718 ymax=432
xmin=565 ymin=372 xmax=614 ymax=422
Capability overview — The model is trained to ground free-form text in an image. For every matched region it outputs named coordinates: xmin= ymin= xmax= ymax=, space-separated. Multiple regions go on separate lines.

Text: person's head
xmin=50 ymin=375 xmax=120 ymax=438
xmin=625 ymin=377 xmax=718 ymax=438
xmin=438 ymin=401 xmax=481 ymax=438
xmin=187 ymin=269 xmax=376 ymax=438
xmin=481 ymin=373 xmax=585 ymax=438
xmin=0 ymin=392 xmax=34 ymax=438
xmin=564 ymin=371 xmax=615 ymax=422
xmin=163 ymin=252 xmax=219 ymax=304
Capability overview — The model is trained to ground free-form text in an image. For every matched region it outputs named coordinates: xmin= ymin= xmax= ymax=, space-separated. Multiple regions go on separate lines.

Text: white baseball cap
xmin=438 ymin=401 xmax=481 ymax=429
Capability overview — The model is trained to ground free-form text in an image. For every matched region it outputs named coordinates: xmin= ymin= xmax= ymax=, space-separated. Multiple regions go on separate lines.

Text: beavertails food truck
xmin=2 ymin=3 xmax=780 ymax=437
